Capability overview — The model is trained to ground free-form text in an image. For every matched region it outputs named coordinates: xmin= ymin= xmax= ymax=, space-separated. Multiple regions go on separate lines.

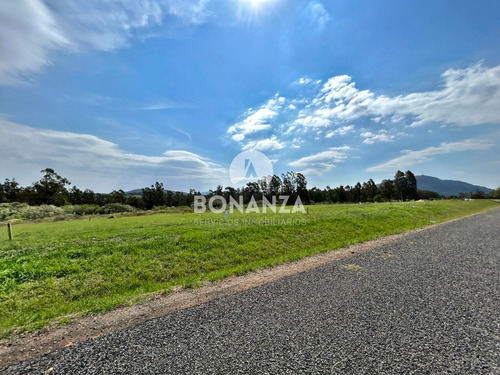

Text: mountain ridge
xmin=416 ymin=175 xmax=493 ymax=196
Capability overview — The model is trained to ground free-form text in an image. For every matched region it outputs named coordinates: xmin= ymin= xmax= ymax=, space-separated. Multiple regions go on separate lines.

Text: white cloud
xmin=360 ymin=130 xmax=395 ymax=144
xmin=241 ymin=135 xmax=286 ymax=151
xmin=294 ymin=77 xmax=312 ymax=85
xmin=0 ymin=0 xmax=69 ymax=85
xmin=313 ymin=64 xmax=500 ymax=127
xmin=325 ymin=125 xmax=354 ymax=138
xmin=0 ymin=0 xmax=235 ymax=84
xmin=227 ymin=63 xmax=500 ymax=160
xmin=228 ymin=94 xmax=285 ymax=141
xmin=140 ymin=99 xmax=189 ymax=110
xmin=294 ymin=115 xmax=331 ymax=128
xmin=306 ymin=1 xmax=331 ymax=30
xmin=227 ymin=108 xmax=276 ymax=141
xmin=0 ymin=119 xmax=226 ymax=191
xmin=289 ymin=146 xmax=350 ymax=175
xmin=367 ymin=138 xmax=495 ymax=172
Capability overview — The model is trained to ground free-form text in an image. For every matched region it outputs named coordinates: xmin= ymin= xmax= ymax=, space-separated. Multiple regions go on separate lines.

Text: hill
xmin=416 ymin=175 xmax=493 ymax=197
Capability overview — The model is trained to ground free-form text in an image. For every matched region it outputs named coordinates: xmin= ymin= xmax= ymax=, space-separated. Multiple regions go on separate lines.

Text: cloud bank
xmin=0 ymin=119 xmax=225 ymax=191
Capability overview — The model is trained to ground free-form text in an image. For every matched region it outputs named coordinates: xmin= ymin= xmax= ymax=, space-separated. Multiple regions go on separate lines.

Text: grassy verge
xmin=0 ymin=200 xmax=497 ymax=337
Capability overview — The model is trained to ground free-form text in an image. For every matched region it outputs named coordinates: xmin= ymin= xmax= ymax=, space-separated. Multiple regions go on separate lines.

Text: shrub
xmin=100 ymin=203 xmax=136 ymax=214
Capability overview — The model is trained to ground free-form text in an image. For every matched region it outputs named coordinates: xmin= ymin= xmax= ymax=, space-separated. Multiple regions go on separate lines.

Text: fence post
xmin=7 ymin=223 xmax=13 ymax=240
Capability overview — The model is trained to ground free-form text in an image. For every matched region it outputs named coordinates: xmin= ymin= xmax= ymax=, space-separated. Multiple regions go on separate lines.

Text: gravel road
xmin=2 ymin=208 xmax=499 ymax=374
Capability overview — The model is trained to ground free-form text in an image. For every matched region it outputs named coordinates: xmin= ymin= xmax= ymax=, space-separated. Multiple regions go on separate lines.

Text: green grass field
xmin=0 ymin=200 xmax=497 ymax=338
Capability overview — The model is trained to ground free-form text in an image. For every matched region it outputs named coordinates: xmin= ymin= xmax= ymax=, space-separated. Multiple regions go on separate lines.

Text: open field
xmin=0 ymin=200 xmax=497 ymax=338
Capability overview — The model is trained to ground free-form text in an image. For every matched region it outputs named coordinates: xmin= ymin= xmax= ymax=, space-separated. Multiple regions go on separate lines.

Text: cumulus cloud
xmin=294 ymin=115 xmax=331 ymax=128
xmin=241 ymin=135 xmax=286 ymax=151
xmin=360 ymin=130 xmax=395 ymax=144
xmin=367 ymin=138 xmax=495 ymax=172
xmin=0 ymin=119 xmax=225 ymax=191
xmin=313 ymin=64 xmax=500 ymax=127
xmin=325 ymin=125 xmax=354 ymax=138
xmin=228 ymin=63 xmax=500 ymax=159
xmin=289 ymin=146 xmax=350 ymax=175
xmin=227 ymin=94 xmax=285 ymax=141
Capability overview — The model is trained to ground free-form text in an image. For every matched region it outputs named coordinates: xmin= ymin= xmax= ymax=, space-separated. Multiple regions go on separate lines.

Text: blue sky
xmin=1 ymin=0 xmax=499 ymax=192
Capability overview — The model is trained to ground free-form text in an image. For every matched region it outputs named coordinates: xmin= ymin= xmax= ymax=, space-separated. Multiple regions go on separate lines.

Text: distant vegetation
xmin=0 ymin=168 xmax=498 ymax=222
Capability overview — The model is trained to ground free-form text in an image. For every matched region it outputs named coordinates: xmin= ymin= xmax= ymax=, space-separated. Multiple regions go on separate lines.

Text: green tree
xmin=142 ymin=182 xmax=166 ymax=209
xmin=379 ymin=179 xmax=394 ymax=202
xmin=295 ymin=172 xmax=309 ymax=203
xmin=33 ymin=168 xmax=71 ymax=206
xmin=493 ymin=187 xmax=500 ymax=199
xmin=69 ymin=186 xmax=84 ymax=205
xmin=281 ymin=172 xmax=295 ymax=196
xmin=108 ymin=190 xmax=127 ymax=204
xmin=3 ymin=178 xmax=20 ymax=202
xmin=0 ymin=181 xmax=5 ymax=202
xmin=362 ymin=179 xmax=378 ymax=202
xmin=269 ymin=175 xmax=282 ymax=196
xmin=82 ymin=189 xmax=96 ymax=205
xmin=404 ymin=170 xmax=418 ymax=200
xmin=393 ymin=170 xmax=406 ymax=201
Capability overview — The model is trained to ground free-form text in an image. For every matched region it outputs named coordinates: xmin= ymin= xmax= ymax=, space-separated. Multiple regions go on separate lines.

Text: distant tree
xmin=308 ymin=187 xmax=324 ymax=203
xmin=493 ymin=187 xmax=500 ymax=199
xmin=392 ymin=170 xmax=418 ymax=201
xmin=244 ymin=182 xmax=260 ymax=203
xmin=393 ymin=170 xmax=406 ymax=201
xmin=82 ymin=189 xmax=96 ymax=205
xmin=224 ymin=186 xmax=237 ymax=201
xmin=210 ymin=185 xmax=224 ymax=197
xmin=404 ymin=170 xmax=418 ymax=200
xmin=69 ymin=186 xmax=84 ymax=205
xmin=174 ymin=191 xmax=185 ymax=206
xmin=186 ymin=189 xmax=197 ymax=207
xmin=295 ymin=172 xmax=309 ymax=204
xmin=0 ymin=181 xmax=5 ymax=202
xmin=3 ymin=178 xmax=20 ymax=202
xmin=108 ymin=190 xmax=127 ymax=204
xmin=258 ymin=176 xmax=270 ymax=198
xmin=417 ymin=190 xmax=440 ymax=200
xmin=165 ymin=190 xmax=173 ymax=206
xmin=281 ymin=172 xmax=295 ymax=196
xmin=142 ymin=182 xmax=166 ymax=209
xmin=336 ymin=185 xmax=347 ymax=203
xmin=471 ymin=190 xmax=486 ymax=199
xmin=126 ymin=195 xmax=143 ymax=209
xmin=269 ymin=175 xmax=282 ymax=196
xmin=379 ymin=179 xmax=394 ymax=202
xmin=353 ymin=182 xmax=362 ymax=203
xmin=33 ymin=168 xmax=71 ymax=206
xmin=362 ymin=179 xmax=378 ymax=202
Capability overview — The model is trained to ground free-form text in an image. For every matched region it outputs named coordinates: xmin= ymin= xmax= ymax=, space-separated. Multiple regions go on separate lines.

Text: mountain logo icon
xmin=229 ymin=150 xmax=274 ymax=186
xmin=244 ymin=159 xmax=258 ymax=179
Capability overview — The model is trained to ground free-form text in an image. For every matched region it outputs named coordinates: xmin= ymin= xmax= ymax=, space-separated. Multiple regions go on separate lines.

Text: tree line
xmin=1 ymin=168 xmax=497 ymax=211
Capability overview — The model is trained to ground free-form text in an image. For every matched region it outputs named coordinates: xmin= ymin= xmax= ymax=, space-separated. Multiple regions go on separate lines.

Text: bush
xmin=0 ymin=203 xmax=68 ymax=221
xmin=72 ymin=205 xmax=101 ymax=216
xmin=100 ymin=203 xmax=136 ymax=214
